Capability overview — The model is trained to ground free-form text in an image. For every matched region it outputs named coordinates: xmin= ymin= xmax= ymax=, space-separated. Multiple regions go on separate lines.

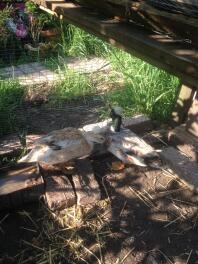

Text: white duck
xmin=82 ymin=106 xmax=158 ymax=167
xmin=19 ymin=127 xmax=105 ymax=165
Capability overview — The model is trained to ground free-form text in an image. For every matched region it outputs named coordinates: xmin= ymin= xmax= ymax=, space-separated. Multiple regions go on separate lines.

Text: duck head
xmin=110 ymin=106 xmax=123 ymax=132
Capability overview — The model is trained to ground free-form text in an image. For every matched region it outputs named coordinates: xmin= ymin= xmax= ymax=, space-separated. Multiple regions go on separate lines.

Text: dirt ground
xmin=0 ymin=101 xmax=198 ymax=264
xmin=15 ymin=95 xmax=105 ymax=134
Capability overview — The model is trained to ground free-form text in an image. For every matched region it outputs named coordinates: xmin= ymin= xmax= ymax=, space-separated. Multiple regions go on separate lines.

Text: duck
xmin=82 ymin=106 xmax=158 ymax=167
xmin=19 ymin=107 xmax=158 ymax=168
xmin=18 ymin=127 xmax=105 ymax=165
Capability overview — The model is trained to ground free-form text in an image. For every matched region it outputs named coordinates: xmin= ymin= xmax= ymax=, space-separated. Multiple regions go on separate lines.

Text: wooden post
xmin=171 ymin=84 xmax=195 ymax=127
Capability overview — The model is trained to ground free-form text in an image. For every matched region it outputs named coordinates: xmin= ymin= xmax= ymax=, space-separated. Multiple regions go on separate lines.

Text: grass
xmin=105 ymin=49 xmax=179 ymax=121
xmin=59 ymin=24 xmax=110 ymax=57
xmin=50 ymin=70 xmax=96 ymax=103
xmin=46 ymin=24 xmax=179 ymax=121
xmin=0 ymin=80 xmax=24 ymax=136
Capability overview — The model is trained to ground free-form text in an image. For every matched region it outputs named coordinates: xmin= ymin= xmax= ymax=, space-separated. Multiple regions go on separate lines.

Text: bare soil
xmin=15 ymin=95 xmax=105 ymax=134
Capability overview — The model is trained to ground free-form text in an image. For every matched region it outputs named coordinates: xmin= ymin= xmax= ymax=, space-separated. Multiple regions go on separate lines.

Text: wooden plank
xmin=72 ymin=159 xmax=101 ymax=206
xmin=44 ymin=175 xmax=76 ymax=211
xmin=70 ymin=1 xmax=198 ymax=44
xmin=0 ymin=165 xmax=39 ymax=195
xmin=168 ymin=125 xmax=198 ymax=161
xmin=0 ymin=164 xmax=44 ymax=210
xmin=142 ymin=0 xmax=198 ymax=8
xmin=39 ymin=163 xmax=76 ymax=211
xmin=123 ymin=115 xmax=153 ymax=134
xmin=186 ymin=92 xmax=198 ymax=137
xmin=131 ymin=2 xmax=198 ymax=45
xmin=160 ymin=147 xmax=198 ymax=189
xmin=0 ymin=134 xmax=42 ymax=160
xmin=171 ymin=84 xmax=195 ymax=126
xmin=32 ymin=0 xmax=198 ymax=89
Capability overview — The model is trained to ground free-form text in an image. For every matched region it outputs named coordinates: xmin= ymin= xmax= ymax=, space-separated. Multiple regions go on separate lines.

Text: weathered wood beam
xmin=168 ymin=125 xmax=198 ymax=161
xmin=32 ymin=0 xmax=198 ymax=89
xmin=131 ymin=2 xmax=198 ymax=45
xmin=160 ymin=147 xmax=198 ymax=190
xmin=123 ymin=115 xmax=153 ymax=134
xmin=69 ymin=0 xmax=198 ymax=45
xmin=0 ymin=164 xmax=44 ymax=210
xmin=0 ymin=115 xmax=152 ymax=161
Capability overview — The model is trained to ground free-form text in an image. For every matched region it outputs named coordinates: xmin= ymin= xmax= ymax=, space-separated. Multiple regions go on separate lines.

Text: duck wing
xmin=19 ymin=128 xmax=93 ymax=164
xmin=107 ymin=142 xmax=147 ymax=167
xmin=108 ymin=129 xmax=158 ymax=158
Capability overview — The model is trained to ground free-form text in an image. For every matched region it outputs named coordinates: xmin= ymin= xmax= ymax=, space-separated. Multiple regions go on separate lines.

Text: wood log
xmin=160 ymin=147 xmax=198 ymax=189
xmin=0 ymin=115 xmax=152 ymax=210
xmin=72 ymin=159 xmax=101 ymax=206
xmin=0 ymin=164 xmax=44 ymax=210
xmin=39 ymin=163 xmax=77 ymax=211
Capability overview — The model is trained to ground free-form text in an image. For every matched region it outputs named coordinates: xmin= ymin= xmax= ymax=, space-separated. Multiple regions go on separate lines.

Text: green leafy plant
xmin=25 ymin=0 xmax=37 ymax=13
xmin=25 ymin=1 xmax=56 ymax=45
xmin=0 ymin=5 xmax=14 ymax=46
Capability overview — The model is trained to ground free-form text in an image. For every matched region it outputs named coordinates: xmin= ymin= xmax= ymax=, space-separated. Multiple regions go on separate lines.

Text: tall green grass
xmin=56 ymin=25 xmax=179 ymax=121
xmin=59 ymin=24 xmax=110 ymax=57
xmin=50 ymin=70 xmax=96 ymax=104
xmin=0 ymin=80 xmax=24 ymax=136
xmin=106 ymin=49 xmax=179 ymax=121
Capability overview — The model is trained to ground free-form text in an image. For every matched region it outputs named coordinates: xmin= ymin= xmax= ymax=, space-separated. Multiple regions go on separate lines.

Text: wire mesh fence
xmin=0 ymin=45 xmax=125 ymax=137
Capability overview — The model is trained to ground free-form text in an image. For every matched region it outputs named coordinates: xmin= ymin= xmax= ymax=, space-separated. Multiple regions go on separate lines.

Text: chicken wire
xmin=0 ymin=48 xmax=112 ymax=86
xmin=0 ymin=46 xmax=125 ymax=136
